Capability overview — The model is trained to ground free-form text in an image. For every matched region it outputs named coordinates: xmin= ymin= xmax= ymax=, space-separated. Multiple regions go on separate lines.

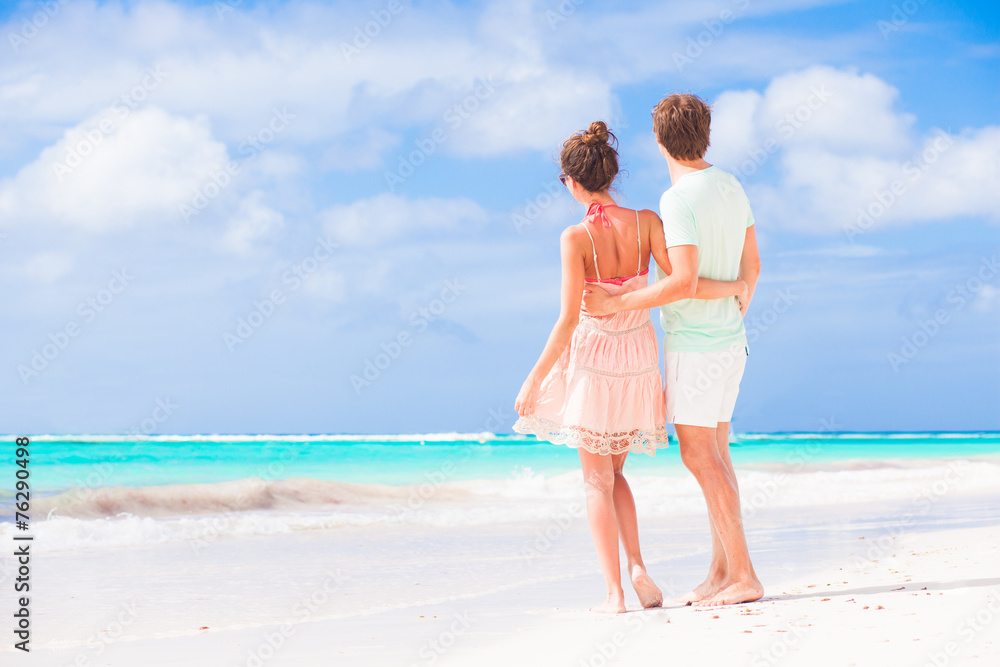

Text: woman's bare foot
xmin=590 ymin=589 xmax=627 ymax=614
xmin=675 ymin=568 xmax=727 ymax=605
xmin=629 ymin=565 xmax=662 ymax=608
xmin=694 ymin=578 xmax=764 ymax=607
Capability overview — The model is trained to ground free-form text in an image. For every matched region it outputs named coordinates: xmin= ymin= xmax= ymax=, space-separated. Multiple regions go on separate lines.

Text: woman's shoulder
xmin=560 ymin=223 xmax=591 ymax=246
xmin=634 ymin=208 xmax=663 ymax=227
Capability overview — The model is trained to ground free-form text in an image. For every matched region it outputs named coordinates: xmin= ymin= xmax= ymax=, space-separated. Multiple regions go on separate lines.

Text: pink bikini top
xmin=581 ymin=203 xmax=647 ymax=285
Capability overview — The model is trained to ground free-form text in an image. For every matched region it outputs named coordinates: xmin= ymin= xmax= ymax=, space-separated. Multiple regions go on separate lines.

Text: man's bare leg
xmin=610 ymin=452 xmax=662 ymax=608
xmin=578 ymin=450 xmax=626 ymax=613
xmin=675 ymin=423 xmax=763 ymax=607
xmin=676 ymin=425 xmax=730 ymax=604
xmin=712 ymin=422 xmax=760 ymax=589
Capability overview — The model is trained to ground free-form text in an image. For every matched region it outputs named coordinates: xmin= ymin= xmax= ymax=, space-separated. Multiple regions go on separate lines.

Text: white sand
xmin=5 ymin=482 xmax=999 ymax=666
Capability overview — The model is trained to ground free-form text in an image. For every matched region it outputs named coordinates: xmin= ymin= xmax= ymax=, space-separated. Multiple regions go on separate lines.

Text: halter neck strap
xmin=583 ymin=201 xmax=614 ymax=228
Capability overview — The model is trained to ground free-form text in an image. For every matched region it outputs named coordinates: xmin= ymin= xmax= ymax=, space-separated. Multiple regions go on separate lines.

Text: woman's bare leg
xmin=578 ymin=449 xmax=626 ymax=613
xmin=611 ymin=452 xmax=662 ymax=608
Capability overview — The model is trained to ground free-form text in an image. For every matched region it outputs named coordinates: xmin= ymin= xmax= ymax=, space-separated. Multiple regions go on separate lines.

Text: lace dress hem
xmin=513 ymin=415 xmax=670 ymax=456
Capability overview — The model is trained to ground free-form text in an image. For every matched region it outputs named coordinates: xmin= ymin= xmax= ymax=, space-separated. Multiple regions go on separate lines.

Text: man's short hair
xmin=652 ymin=94 xmax=712 ymax=160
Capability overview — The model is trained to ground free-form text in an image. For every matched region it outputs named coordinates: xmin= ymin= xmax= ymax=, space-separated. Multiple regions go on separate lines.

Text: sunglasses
xmin=559 ymin=173 xmax=568 ymax=186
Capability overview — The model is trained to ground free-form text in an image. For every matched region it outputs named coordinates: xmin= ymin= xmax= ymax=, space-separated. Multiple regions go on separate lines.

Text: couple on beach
xmin=514 ymin=94 xmax=764 ymax=612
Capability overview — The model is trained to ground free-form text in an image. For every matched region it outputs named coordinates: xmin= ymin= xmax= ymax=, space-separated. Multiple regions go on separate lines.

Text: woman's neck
xmin=584 ymin=192 xmax=617 ymax=208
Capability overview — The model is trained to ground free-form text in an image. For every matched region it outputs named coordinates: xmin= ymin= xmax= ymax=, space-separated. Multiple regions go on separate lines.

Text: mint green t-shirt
xmin=655 ymin=166 xmax=754 ymax=352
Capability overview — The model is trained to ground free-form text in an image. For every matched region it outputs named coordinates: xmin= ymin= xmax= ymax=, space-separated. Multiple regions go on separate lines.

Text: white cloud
xmin=782 ymin=126 xmax=1000 ymax=231
xmin=301 ymin=267 xmax=347 ymax=303
xmin=0 ymin=0 xmax=620 ymax=161
xmin=709 ymin=65 xmax=914 ymax=168
xmin=776 ymin=245 xmax=896 ymax=258
xmin=321 ymin=128 xmax=401 ymax=172
xmin=322 ymin=193 xmax=489 ymax=246
xmin=221 ymin=191 xmax=284 ymax=255
xmin=450 ymin=71 xmax=615 ymax=156
xmin=974 ymin=285 xmax=1000 ymax=314
xmin=707 ymin=90 xmax=763 ymax=168
xmin=21 ymin=251 xmax=74 ymax=284
xmin=0 ymin=106 xmax=227 ymax=232
xmin=706 ymin=66 xmax=1000 ymax=234
xmin=0 ymin=0 xmax=885 ymax=177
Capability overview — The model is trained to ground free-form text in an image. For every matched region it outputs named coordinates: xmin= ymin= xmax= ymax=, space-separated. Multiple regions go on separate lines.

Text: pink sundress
xmin=514 ymin=205 xmax=669 ymax=456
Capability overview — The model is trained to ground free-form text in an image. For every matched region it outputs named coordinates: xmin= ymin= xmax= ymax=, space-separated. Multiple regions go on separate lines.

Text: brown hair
xmin=559 ymin=121 xmax=619 ymax=193
xmin=651 ymin=94 xmax=711 ymax=160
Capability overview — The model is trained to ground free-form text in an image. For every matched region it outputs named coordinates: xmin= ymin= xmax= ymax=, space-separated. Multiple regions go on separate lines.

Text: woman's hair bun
xmin=581 ymin=121 xmax=610 ymax=146
xmin=560 ymin=120 xmax=619 ymax=193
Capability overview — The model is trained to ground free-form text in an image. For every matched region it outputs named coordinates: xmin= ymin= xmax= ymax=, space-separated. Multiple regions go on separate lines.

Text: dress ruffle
xmin=513 ymin=414 xmax=669 ymax=456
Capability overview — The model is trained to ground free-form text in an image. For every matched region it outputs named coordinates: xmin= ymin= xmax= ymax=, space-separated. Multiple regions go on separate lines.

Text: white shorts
xmin=664 ymin=343 xmax=748 ymax=428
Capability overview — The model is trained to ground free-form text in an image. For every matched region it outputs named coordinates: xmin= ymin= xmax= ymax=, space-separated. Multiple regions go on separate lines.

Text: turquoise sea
xmin=15 ymin=431 xmax=1000 ymax=493
xmin=3 ymin=432 xmax=999 ymax=550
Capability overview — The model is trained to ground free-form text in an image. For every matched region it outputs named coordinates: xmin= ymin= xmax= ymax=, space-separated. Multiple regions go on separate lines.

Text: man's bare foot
xmin=629 ymin=565 xmax=662 ymax=608
xmin=694 ymin=579 xmax=764 ymax=607
xmin=675 ymin=570 xmax=727 ymax=605
xmin=590 ymin=590 xmax=627 ymax=614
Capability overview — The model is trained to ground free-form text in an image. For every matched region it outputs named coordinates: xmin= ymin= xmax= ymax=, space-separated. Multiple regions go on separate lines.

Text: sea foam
xmin=3 ymin=458 xmax=998 ymax=552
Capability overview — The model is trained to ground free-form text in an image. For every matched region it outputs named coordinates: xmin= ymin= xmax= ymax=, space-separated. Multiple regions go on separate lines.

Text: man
xmin=583 ymin=93 xmax=763 ymax=607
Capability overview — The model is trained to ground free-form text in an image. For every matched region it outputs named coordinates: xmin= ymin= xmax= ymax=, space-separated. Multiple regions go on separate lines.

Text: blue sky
xmin=1 ymin=0 xmax=998 ymax=435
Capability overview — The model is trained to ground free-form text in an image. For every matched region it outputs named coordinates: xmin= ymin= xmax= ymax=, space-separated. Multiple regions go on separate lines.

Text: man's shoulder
xmin=704 ymin=166 xmax=750 ymax=201
xmin=659 ymin=186 xmax=691 ymax=211
xmin=658 ymin=188 xmax=697 ymax=234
